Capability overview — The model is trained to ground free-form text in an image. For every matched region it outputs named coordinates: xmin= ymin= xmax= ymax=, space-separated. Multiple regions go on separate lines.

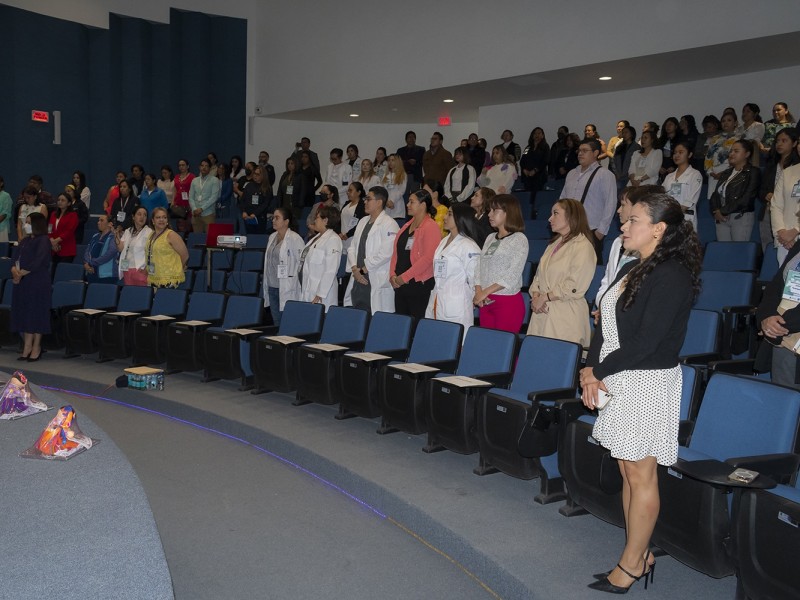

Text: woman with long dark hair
xmin=48 ymin=192 xmax=79 ymax=266
xmin=264 ymin=207 xmax=305 ymax=326
xmin=425 ymin=202 xmax=482 ymax=336
xmin=710 ymin=139 xmax=761 ymax=242
xmin=519 ymin=127 xmax=550 ymax=194
xmin=581 ymin=193 xmax=701 ymax=594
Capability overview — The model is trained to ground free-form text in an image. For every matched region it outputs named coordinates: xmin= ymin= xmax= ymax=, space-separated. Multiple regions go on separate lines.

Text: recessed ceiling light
xmin=598 ymin=76 xmax=612 ymax=81
xmin=391 ymin=108 xmax=398 ymax=112
xmin=349 ymin=113 xmax=359 ymax=117
xmin=443 ymin=99 xmax=454 ymax=103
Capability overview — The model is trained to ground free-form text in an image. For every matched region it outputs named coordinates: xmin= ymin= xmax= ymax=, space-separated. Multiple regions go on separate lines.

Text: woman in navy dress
xmin=11 ymin=212 xmax=52 ymax=361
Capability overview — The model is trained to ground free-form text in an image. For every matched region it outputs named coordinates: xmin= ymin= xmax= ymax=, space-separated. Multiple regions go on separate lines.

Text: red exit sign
xmin=32 ymin=110 xmax=49 ymax=123
xmin=438 ymin=116 xmax=451 ymax=126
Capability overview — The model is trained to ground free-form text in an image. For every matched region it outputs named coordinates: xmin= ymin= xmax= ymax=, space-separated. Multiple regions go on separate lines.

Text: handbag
xmin=169 ymin=204 xmax=188 ymax=219
xmin=123 ymin=268 xmax=149 ymax=286
xmin=517 ymin=399 xmax=559 ymax=458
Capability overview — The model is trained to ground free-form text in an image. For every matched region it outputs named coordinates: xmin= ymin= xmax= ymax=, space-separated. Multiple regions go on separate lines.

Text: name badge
xmin=792 ymin=182 xmax=800 ymax=198
xmin=117 ymin=211 xmax=126 ymax=223
xmin=277 ymin=264 xmax=288 ymax=279
xmin=252 ymin=194 xmax=260 ymax=206
xmin=120 ymin=259 xmax=130 ymax=271
xmin=48 ymin=224 xmax=53 ymax=234
xmin=405 ymin=237 xmax=414 ymax=251
xmin=286 ymin=185 xmax=294 ymax=195
xmin=434 ymin=259 xmax=447 ymax=278
xmin=148 ymin=263 xmax=156 ymax=275
xmin=181 ymin=191 xmax=189 ymax=201
xmin=782 ymin=270 xmax=800 ymax=303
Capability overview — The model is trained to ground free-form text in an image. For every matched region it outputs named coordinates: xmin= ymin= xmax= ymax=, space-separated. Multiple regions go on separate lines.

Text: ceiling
xmin=264 ymin=31 xmax=800 ymax=124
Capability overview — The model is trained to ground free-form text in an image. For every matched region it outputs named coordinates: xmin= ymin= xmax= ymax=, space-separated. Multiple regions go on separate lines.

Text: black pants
xmin=394 ymin=278 xmax=433 ymax=321
xmin=591 ymin=230 xmax=604 ymax=265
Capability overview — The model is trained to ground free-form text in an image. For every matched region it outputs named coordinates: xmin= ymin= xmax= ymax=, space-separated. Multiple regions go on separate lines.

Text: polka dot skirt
xmin=592 ymin=279 xmax=681 ymax=466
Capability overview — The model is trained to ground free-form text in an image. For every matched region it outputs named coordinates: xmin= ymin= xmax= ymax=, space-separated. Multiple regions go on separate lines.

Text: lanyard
xmin=146 ymin=228 xmax=169 ymax=265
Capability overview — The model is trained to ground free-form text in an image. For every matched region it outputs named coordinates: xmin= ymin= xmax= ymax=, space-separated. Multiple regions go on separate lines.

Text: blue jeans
xmin=268 ymin=286 xmax=282 ymax=326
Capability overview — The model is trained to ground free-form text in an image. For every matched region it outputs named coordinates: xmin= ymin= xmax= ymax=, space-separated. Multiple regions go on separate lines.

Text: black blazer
xmin=709 ymin=165 xmax=761 ymax=216
xmin=587 ymin=258 xmax=694 ymax=380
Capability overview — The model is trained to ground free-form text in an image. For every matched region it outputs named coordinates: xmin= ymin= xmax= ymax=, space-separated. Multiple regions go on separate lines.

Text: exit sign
xmin=32 ymin=110 xmax=49 ymax=123
xmin=438 ymin=116 xmax=451 ymax=126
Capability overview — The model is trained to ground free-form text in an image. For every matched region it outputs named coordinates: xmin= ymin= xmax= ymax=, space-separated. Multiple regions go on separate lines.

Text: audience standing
xmin=117 ymin=206 xmax=152 ymax=286
xmin=83 ymin=214 xmax=119 ymax=284
xmin=263 ymin=207 xmax=305 ymax=326
xmin=48 ymin=192 xmax=78 ymax=266
xmin=710 ymin=139 xmax=761 ymax=242
xmin=299 ymin=204 xmax=342 ymax=310
xmin=422 ymin=132 xmax=455 ymax=186
xmin=0 ymin=177 xmax=13 ymax=242
xmin=444 ymin=147 xmax=477 ymax=203
xmin=146 ymin=207 xmax=188 ymax=288
xmin=397 ymin=131 xmax=425 ymax=187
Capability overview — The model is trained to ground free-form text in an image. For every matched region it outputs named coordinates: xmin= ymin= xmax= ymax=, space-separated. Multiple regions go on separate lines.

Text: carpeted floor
xmin=3 ymin=349 xmax=740 ymax=599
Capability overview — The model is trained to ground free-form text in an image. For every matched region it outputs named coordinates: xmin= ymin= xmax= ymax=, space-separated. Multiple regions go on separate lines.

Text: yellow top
xmin=434 ymin=204 xmax=448 ymax=238
xmin=146 ymin=230 xmax=185 ymax=287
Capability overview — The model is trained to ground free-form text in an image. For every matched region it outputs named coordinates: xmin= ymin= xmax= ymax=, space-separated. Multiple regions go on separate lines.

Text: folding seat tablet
xmin=474 ymin=335 xmax=581 ymax=487
xmin=63 ymin=283 xmax=119 ymax=356
xmin=165 ymin=292 xmax=227 ymax=373
xmin=334 ymin=312 xmax=413 ymax=419
xmin=377 ymin=319 xmax=463 ymax=436
xmin=200 ymin=295 xmax=264 ymax=385
xmin=131 ymin=289 xmax=188 ymax=365
xmin=97 ymin=285 xmax=153 ymax=361
xmin=294 ymin=306 xmax=369 ymax=406
xmin=557 ymin=364 xmax=700 ymax=521
xmin=651 ymin=373 xmax=800 ymax=577
xmin=250 ymin=301 xmax=325 ymax=394
xmin=424 ymin=327 xmax=516 ymax=455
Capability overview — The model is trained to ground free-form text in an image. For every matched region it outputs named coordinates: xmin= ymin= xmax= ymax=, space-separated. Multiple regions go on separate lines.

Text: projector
xmin=217 ymin=235 xmax=247 ymax=247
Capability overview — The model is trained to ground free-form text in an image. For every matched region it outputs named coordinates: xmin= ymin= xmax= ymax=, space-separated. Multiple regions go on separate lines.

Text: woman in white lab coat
xmin=263 ymin=207 xmax=306 ymax=326
xmin=344 ymin=185 xmax=399 ymax=314
xmin=299 ymin=204 xmax=342 ymax=310
xmin=425 ymin=202 xmax=482 ymax=335
xmin=662 ymin=141 xmax=702 ymax=230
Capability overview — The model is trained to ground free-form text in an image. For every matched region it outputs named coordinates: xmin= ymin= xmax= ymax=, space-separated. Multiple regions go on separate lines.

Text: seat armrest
xmin=471 ymin=371 xmax=513 ymax=387
xmin=725 ymin=453 xmax=800 ymax=484
xmin=528 ymin=387 xmax=578 ymax=403
xmin=421 ymin=358 xmax=459 ymax=372
xmin=708 ymin=359 xmax=756 ymax=374
xmin=678 ymin=419 xmax=695 ymax=446
xmin=681 ymin=353 xmax=722 ymax=367
xmin=722 ymin=305 xmax=756 ymax=315
xmin=671 ymin=457 xmax=777 ymax=489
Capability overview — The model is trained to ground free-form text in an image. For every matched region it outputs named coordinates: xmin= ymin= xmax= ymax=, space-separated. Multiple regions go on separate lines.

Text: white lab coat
xmin=299 ymin=228 xmax=342 ymax=311
xmin=263 ymin=229 xmax=305 ymax=310
xmin=424 ymin=233 xmax=481 ymax=335
xmin=663 ymin=166 xmax=703 ymax=229
xmin=343 ymin=211 xmax=399 ymax=313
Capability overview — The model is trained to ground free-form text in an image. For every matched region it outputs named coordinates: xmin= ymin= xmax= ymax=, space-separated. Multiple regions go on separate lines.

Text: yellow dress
xmin=146 ymin=230 xmax=185 ymax=287
xmin=434 ymin=204 xmax=448 ymax=238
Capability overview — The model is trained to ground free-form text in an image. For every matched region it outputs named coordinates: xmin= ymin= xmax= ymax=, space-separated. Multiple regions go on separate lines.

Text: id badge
xmin=181 ymin=191 xmax=189 ymax=201
xmin=120 ymin=259 xmax=130 ymax=271
xmin=286 ymin=185 xmax=294 ymax=195
xmin=669 ymin=183 xmax=682 ymax=200
xmin=434 ymin=258 xmax=447 ymax=278
xmin=252 ymin=194 xmax=260 ymax=206
xmin=792 ymin=182 xmax=800 ymax=198
xmin=782 ymin=270 xmax=800 ymax=302
xmin=277 ymin=264 xmax=288 ymax=279
xmin=48 ymin=224 xmax=53 ymax=234
xmin=117 ymin=210 xmax=126 ymax=223
xmin=405 ymin=237 xmax=415 ymax=251
xmin=148 ymin=263 xmax=156 ymax=275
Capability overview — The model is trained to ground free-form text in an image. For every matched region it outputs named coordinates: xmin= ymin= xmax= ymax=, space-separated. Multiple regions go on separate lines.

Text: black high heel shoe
xmin=593 ymin=550 xmax=655 ymax=581
xmin=588 ymin=556 xmax=652 ymax=594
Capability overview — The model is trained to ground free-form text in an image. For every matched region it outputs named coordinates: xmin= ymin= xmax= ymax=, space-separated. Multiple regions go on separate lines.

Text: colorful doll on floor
xmin=31 ymin=405 xmax=93 ymax=458
xmin=0 ymin=371 xmax=47 ymax=419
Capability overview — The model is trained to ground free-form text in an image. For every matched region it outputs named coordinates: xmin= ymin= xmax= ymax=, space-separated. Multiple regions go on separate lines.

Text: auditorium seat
xmin=232 ymin=249 xmax=266 ymax=272
xmin=52 ymin=262 xmax=85 ymax=283
xmin=165 ymin=292 xmax=227 ymax=373
xmin=199 ymin=295 xmax=264 ymax=385
xmin=473 ymin=335 xmax=581 ymax=504
xmin=377 ymin=319 xmax=463 ymax=436
xmin=63 ymin=283 xmax=120 ymax=357
xmin=243 ymin=234 xmax=269 ymax=250
xmin=192 ymin=269 xmax=226 ymax=292
xmin=44 ymin=280 xmax=86 ymax=349
xmin=702 ymin=241 xmax=760 ymax=272
xmin=0 ymin=258 xmax=13 ymax=281
xmin=423 ymin=327 xmax=516 ymax=455
xmin=334 ymin=311 xmax=414 ymax=420
xmin=224 ymin=271 xmax=260 ymax=296
xmin=131 ymin=289 xmax=188 ymax=365
xmin=96 ymin=286 xmax=153 ymax=362
xmin=293 ymin=306 xmax=370 ymax=406
xmin=527 ymin=239 xmax=550 ymax=267
xmin=250 ymin=301 xmax=325 ymax=395
xmin=557 ymin=364 xmax=700 ymax=520
xmin=696 ymin=270 xmax=756 ymax=359
xmin=0 ymin=279 xmax=16 ymax=347
xmin=757 ymin=243 xmax=779 ymax=287
xmin=651 ymin=373 xmax=800 ymax=578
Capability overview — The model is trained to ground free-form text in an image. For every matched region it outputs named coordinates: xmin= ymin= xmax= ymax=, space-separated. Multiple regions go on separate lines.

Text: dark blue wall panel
xmin=0 ymin=5 xmax=246 ymax=213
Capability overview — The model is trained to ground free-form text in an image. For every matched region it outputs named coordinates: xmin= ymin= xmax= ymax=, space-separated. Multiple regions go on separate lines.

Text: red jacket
xmin=390 ymin=215 xmax=440 ymax=283
xmin=49 ymin=211 xmax=79 ymax=258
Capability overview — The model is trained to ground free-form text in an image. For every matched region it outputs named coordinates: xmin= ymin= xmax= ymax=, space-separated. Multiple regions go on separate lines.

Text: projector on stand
xmin=217 ymin=235 xmax=247 ymax=248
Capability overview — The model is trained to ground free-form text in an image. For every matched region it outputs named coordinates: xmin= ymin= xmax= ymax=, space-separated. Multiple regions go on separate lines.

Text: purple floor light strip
xmin=40 ymin=385 xmax=388 ymax=519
